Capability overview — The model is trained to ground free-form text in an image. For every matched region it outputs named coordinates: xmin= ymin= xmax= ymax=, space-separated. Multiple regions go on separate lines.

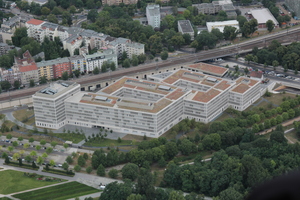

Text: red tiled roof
xmin=19 ymin=64 xmax=38 ymax=72
xmin=186 ymin=63 xmax=228 ymax=76
xmin=26 ymin=19 xmax=44 ymax=25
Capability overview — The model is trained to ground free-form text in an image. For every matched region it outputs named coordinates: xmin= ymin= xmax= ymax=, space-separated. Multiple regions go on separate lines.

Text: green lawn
xmin=13 ymin=181 xmax=99 ymax=200
xmin=0 ymin=170 xmax=60 ymax=195
xmin=84 ymin=138 xmax=134 ymax=147
xmin=50 ymin=133 xmax=85 ymax=144
xmin=0 ymin=197 xmax=13 ymax=200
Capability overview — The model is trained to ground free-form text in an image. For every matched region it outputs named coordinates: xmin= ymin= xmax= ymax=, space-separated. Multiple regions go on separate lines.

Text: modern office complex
xmin=33 ymin=81 xmax=81 ymax=129
xmin=33 ymin=63 xmax=261 ymax=137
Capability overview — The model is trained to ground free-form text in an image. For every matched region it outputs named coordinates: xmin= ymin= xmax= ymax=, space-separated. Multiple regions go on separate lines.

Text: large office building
xmin=33 ymin=63 xmax=262 ymax=138
xmin=33 ymin=81 xmax=81 ymax=129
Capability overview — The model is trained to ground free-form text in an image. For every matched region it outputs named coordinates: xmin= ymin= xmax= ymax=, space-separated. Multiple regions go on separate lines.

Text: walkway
xmin=258 ymin=116 xmax=300 ymax=137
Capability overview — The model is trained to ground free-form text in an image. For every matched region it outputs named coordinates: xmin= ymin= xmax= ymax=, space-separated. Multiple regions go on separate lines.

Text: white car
xmin=57 ymin=164 xmax=62 ymax=167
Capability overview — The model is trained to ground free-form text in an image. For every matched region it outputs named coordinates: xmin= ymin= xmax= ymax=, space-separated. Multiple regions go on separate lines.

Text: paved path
xmin=258 ymin=116 xmax=300 ymax=137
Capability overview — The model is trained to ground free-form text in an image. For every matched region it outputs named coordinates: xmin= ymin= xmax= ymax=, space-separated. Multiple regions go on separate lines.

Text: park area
xmin=0 ymin=170 xmax=61 ymax=195
xmin=13 ymin=181 xmax=99 ymax=200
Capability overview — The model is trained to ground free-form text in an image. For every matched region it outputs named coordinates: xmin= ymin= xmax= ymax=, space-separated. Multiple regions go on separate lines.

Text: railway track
xmin=1 ymin=28 xmax=300 ymax=102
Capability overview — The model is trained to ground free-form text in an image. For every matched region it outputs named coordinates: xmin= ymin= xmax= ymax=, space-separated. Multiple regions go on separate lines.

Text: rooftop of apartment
xmin=231 ymin=77 xmax=259 ymax=94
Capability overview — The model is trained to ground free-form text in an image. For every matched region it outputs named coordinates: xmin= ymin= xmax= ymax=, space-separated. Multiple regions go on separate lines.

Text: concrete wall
xmin=0 ymin=97 xmax=32 ymax=110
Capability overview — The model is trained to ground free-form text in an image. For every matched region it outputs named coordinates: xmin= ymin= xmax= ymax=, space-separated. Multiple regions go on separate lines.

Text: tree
xmin=211 ymin=28 xmax=223 ymax=40
xmin=87 ymin=9 xmax=98 ymax=23
xmin=47 ymin=14 xmax=58 ymax=24
xmin=93 ymin=67 xmax=100 ymax=74
xmin=266 ymin=20 xmax=275 ymax=32
xmin=99 ymin=181 xmax=132 ymax=200
xmin=42 ymin=152 xmax=48 ymax=159
xmin=270 ymin=131 xmax=287 ymax=143
xmin=63 ymin=143 xmax=69 ymax=149
xmin=12 ymin=141 xmax=18 ymax=147
xmin=13 ymin=152 xmax=20 ymax=161
xmin=122 ymin=163 xmax=139 ymax=181
xmin=36 ymin=145 xmax=41 ymax=151
xmin=40 ymin=139 xmax=46 ymax=146
xmin=97 ymin=164 xmax=105 ymax=176
xmin=178 ymin=138 xmax=197 ymax=155
xmin=74 ymin=165 xmax=81 ymax=172
xmin=50 ymin=141 xmax=57 ymax=148
xmin=202 ymin=133 xmax=221 ymax=150
xmin=108 ymin=169 xmax=118 ymax=178
xmin=61 ymin=71 xmax=69 ymax=80
xmin=36 ymin=156 xmax=44 ymax=165
xmin=8 ymin=146 xmax=14 ymax=153
xmin=13 ymin=80 xmax=20 ymax=89
xmin=78 ymin=155 xmax=86 ymax=167
xmin=219 ymin=187 xmax=243 ymax=200
xmin=41 ymin=7 xmax=50 ymax=15
xmin=131 ymin=55 xmax=139 ymax=66
xmin=160 ymin=51 xmax=168 ymax=60
xmin=29 ymin=79 xmax=35 ymax=87
xmin=86 ymin=166 xmax=92 ymax=174
xmin=123 ymin=59 xmax=131 ymax=68
xmin=29 ymin=138 xmax=34 ymax=143
xmin=49 ymin=159 xmax=55 ymax=167
xmin=223 ymin=26 xmax=237 ymax=41
xmin=62 ymin=162 xmax=69 ymax=170
xmin=83 ymin=153 xmax=89 ymax=160
xmin=30 ymin=150 xmax=37 ymax=158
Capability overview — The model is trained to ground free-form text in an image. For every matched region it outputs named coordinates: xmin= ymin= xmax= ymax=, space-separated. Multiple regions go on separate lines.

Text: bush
xmin=74 ymin=165 xmax=81 ymax=172
xmin=97 ymin=164 xmax=105 ymax=176
xmin=86 ymin=166 xmax=92 ymax=174
xmin=108 ymin=169 xmax=118 ymax=178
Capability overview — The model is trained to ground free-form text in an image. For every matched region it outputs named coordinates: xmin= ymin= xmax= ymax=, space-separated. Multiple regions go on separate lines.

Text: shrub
xmin=108 ymin=169 xmax=118 ymax=178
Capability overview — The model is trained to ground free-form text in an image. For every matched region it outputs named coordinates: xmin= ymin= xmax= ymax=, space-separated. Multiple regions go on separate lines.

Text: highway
xmin=1 ymin=26 xmax=300 ymax=102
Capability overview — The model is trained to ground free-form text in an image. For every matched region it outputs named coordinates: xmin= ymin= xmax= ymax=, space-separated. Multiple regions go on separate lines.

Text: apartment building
xmin=193 ymin=3 xmax=221 ymax=15
xmin=25 ymin=19 xmax=144 ymax=59
xmin=14 ymin=50 xmax=39 ymax=84
xmin=146 ymin=4 xmax=161 ymax=29
xmin=37 ymin=61 xmax=54 ymax=80
xmin=0 ymin=66 xmax=21 ymax=86
xmin=33 ymin=63 xmax=262 ymax=137
xmin=26 ymin=19 xmax=45 ymax=43
xmin=69 ymin=55 xmax=86 ymax=73
xmin=193 ymin=0 xmax=236 ymax=18
xmin=84 ymin=49 xmax=117 ymax=72
xmin=108 ymin=38 xmax=145 ymax=58
xmin=178 ymin=20 xmax=194 ymax=40
xmin=33 ymin=81 xmax=81 ymax=129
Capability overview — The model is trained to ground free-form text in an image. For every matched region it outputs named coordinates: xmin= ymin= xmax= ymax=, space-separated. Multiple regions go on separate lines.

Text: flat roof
xmin=34 ymin=81 xmax=79 ymax=99
xmin=250 ymin=8 xmax=279 ymax=25
xmin=231 ymin=77 xmax=259 ymax=94
xmin=192 ymin=88 xmax=221 ymax=103
xmin=178 ymin=20 xmax=194 ymax=33
xmin=26 ymin=19 xmax=44 ymax=25
xmin=206 ymin=20 xmax=239 ymax=32
xmin=185 ymin=62 xmax=229 ymax=77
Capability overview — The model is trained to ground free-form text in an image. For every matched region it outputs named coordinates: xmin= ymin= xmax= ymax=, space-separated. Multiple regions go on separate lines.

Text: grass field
xmin=286 ymin=130 xmax=300 ymax=144
xmin=50 ymin=133 xmax=85 ymax=144
xmin=12 ymin=109 xmax=34 ymax=125
xmin=0 ymin=170 xmax=60 ymax=195
xmin=13 ymin=181 xmax=99 ymax=200
xmin=0 ymin=197 xmax=12 ymax=200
